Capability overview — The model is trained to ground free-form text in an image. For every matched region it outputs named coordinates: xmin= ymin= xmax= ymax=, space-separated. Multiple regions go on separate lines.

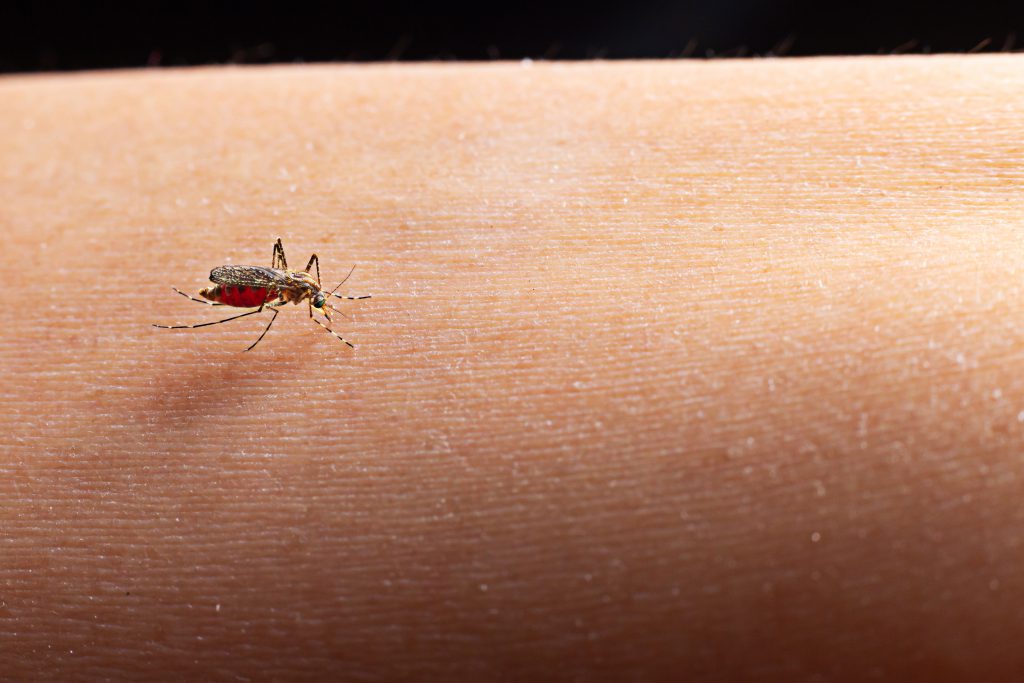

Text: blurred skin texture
xmin=2 ymin=56 xmax=1024 ymax=680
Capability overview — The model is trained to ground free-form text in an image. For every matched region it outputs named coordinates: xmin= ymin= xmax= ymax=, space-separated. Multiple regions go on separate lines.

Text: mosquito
xmin=154 ymin=238 xmax=370 ymax=351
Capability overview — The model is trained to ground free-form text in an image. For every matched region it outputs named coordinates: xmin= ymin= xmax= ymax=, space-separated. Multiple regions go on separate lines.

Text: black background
xmin=2 ymin=0 xmax=1023 ymax=73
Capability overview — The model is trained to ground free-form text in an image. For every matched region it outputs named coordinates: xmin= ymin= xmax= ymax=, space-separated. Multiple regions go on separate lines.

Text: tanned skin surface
xmin=3 ymin=57 xmax=1024 ymax=680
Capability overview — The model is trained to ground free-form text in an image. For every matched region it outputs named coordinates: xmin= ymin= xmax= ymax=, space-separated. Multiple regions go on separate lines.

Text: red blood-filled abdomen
xmin=216 ymin=286 xmax=277 ymax=308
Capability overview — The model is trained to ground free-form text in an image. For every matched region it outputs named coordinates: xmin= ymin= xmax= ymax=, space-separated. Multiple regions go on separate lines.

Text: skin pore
xmin=3 ymin=56 xmax=1024 ymax=680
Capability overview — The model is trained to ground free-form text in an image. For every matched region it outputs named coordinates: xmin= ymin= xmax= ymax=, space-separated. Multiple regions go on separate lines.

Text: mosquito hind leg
xmin=172 ymin=287 xmax=225 ymax=306
xmin=304 ymin=253 xmax=321 ymax=286
xmin=272 ymin=238 xmax=288 ymax=270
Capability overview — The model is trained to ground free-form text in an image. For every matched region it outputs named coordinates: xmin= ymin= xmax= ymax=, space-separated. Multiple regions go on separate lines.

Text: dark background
xmin=2 ymin=0 xmax=1023 ymax=73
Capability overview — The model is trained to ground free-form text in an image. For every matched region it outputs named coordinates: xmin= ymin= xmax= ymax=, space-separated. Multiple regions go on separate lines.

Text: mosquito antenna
xmin=329 ymin=264 xmax=357 ymax=296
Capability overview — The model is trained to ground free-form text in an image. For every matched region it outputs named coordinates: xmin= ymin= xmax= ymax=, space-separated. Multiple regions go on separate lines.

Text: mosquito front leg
xmin=310 ymin=316 xmax=355 ymax=348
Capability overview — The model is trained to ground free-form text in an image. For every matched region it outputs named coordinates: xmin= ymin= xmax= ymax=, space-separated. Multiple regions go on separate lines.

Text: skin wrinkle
xmin=2 ymin=56 xmax=1024 ymax=679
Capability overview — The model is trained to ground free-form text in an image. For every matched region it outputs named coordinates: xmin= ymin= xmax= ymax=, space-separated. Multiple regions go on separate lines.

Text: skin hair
xmin=2 ymin=55 xmax=1024 ymax=680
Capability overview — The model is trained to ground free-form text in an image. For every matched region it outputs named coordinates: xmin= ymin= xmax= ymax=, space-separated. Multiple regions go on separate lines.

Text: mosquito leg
xmin=332 ymin=293 xmax=372 ymax=301
xmin=273 ymin=238 xmax=288 ymax=270
xmin=245 ymin=307 xmax=279 ymax=352
xmin=310 ymin=315 xmax=355 ymax=348
xmin=172 ymin=287 xmax=225 ymax=306
xmin=304 ymin=253 xmax=321 ymax=286
xmin=153 ymin=306 xmax=265 ymax=330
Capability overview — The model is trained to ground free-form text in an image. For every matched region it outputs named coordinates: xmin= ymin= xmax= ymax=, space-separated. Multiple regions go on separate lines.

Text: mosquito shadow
xmin=134 ymin=351 xmax=305 ymax=453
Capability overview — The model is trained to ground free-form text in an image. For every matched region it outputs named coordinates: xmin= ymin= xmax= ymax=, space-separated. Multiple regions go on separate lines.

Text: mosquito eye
xmin=314 ymin=295 xmax=325 ymax=308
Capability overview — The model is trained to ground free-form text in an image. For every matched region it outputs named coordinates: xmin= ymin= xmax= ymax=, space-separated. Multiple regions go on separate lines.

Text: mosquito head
xmin=312 ymin=292 xmax=327 ymax=310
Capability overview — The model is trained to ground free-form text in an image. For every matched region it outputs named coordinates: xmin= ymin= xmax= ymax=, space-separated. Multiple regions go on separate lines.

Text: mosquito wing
xmin=209 ymin=265 xmax=292 ymax=289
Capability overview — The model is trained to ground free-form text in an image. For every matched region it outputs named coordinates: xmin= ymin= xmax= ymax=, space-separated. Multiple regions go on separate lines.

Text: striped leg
xmin=308 ymin=299 xmax=353 ymax=347
xmin=172 ymin=287 xmax=225 ymax=306
xmin=310 ymin=315 xmax=355 ymax=349
xmin=304 ymin=253 xmax=321 ymax=285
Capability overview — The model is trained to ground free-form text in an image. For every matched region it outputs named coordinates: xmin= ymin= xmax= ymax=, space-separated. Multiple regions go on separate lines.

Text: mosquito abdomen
xmin=202 ymin=285 xmax=277 ymax=308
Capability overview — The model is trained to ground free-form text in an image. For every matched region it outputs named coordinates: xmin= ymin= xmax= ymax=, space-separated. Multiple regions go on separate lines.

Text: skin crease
xmin=2 ymin=55 xmax=1024 ymax=680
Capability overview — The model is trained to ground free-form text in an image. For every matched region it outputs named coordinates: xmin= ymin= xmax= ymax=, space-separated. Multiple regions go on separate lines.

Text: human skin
xmin=2 ymin=55 xmax=1024 ymax=680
